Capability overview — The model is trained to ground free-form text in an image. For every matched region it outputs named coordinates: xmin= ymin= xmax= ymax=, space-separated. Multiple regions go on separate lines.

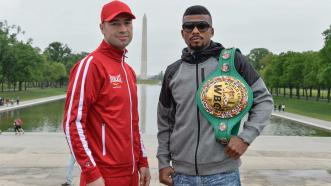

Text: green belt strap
xmin=195 ymin=48 xmax=253 ymax=144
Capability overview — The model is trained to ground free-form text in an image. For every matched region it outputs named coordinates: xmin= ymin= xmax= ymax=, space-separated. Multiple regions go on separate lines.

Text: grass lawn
xmin=0 ymin=88 xmax=66 ymax=101
xmin=273 ymin=96 xmax=331 ymax=122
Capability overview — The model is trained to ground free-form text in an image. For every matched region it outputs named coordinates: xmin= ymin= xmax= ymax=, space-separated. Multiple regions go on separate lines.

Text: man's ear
xmin=100 ymin=23 xmax=104 ymax=34
xmin=210 ymin=27 xmax=214 ymax=37
xmin=181 ymin=30 xmax=184 ymax=38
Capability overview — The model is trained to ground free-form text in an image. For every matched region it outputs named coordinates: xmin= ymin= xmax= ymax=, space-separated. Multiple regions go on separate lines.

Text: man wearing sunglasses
xmin=157 ymin=5 xmax=273 ymax=186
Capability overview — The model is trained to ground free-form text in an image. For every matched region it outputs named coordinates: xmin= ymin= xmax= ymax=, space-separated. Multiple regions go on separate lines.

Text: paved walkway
xmin=0 ymin=95 xmax=66 ymax=113
xmin=1 ymin=96 xmax=331 ymax=185
xmin=0 ymin=133 xmax=331 ymax=186
xmin=272 ymin=111 xmax=331 ymax=132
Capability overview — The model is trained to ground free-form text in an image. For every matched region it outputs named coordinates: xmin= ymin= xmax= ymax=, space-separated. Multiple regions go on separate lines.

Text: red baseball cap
xmin=101 ymin=0 xmax=136 ymax=23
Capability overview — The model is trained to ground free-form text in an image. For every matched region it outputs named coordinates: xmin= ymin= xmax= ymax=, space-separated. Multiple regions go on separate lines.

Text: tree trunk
xmin=290 ymin=87 xmax=293 ymax=98
xmin=309 ymin=88 xmax=312 ymax=97
xmin=316 ymin=87 xmax=320 ymax=101
xmin=296 ymin=87 xmax=300 ymax=99
xmin=305 ymin=88 xmax=308 ymax=100
xmin=327 ymin=87 xmax=330 ymax=102
xmin=283 ymin=87 xmax=286 ymax=97
xmin=322 ymin=89 xmax=325 ymax=99
xmin=18 ymin=81 xmax=22 ymax=91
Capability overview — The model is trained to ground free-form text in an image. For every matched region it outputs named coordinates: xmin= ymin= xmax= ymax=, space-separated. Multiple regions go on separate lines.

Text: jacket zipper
xmin=102 ymin=123 xmax=106 ymax=156
xmin=201 ymin=68 xmax=205 ymax=82
xmin=194 ymin=54 xmax=201 ymax=175
xmin=121 ymin=53 xmax=135 ymax=174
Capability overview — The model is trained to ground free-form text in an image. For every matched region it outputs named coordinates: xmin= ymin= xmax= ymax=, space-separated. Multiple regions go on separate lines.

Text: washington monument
xmin=140 ymin=14 xmax=147 ymax=79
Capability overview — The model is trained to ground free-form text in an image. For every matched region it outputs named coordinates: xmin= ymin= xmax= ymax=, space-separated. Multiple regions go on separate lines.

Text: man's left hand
xmin=139 ymin=167 xmax=151 ymax=186
xmin=224 ymin=136 xmax=249 ymax=160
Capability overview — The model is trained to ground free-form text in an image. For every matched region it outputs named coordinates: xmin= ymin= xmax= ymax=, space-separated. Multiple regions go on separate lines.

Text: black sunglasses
xmin=182 ymin=21 xmax=211 ymax=33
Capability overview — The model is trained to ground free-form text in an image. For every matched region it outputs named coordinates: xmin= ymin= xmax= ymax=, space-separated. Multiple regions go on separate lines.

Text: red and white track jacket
xmin=63 ymin=40 xmax=148 ymax=183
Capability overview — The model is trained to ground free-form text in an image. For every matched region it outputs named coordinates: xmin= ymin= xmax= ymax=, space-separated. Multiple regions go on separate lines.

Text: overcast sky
xmin=1 ymin=0 xmax=331 ymax=75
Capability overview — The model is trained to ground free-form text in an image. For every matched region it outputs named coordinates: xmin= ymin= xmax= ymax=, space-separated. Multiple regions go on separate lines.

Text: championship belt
xmin=195 ymin=48 xmax=253 ymax=144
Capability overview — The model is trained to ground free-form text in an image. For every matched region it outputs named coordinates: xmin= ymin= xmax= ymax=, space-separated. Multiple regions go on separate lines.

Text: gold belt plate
xmin=200 ymin=76 xmax=248 ymax=118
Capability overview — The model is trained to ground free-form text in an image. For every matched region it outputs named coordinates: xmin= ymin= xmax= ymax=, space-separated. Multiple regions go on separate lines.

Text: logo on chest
xmin=109 ymin=74 xmax=123 ymax=88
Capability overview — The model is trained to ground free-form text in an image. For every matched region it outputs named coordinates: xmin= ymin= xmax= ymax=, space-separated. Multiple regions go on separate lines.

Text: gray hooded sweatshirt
xmin=157 ymin=41 xmax=273 ymax=175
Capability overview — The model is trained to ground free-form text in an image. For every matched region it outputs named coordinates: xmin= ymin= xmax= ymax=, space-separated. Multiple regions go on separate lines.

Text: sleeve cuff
xmin=238 ymin=126 xmax=260 ymax=144
xmin=138 ymin=157 xmax=149 ymax=169
xmin=82 ymin=166 xmax=102 ymax=184
xmin=157 ymin=154 xmax=170 ymax=170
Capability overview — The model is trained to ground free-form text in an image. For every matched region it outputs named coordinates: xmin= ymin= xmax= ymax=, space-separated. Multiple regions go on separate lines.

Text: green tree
xmin=302 ymin=51 xmax=320 ymax=99
xmin=43 ymin=41 xmax=72 ymax=63
xmin=261 ymin=54 xmax=283 ymax=96
xmin=247 ymin=48 xmax=271 ymax=71
xmin=2 ymin=43 xmax=17 ymax=90
xmin=65 ymin=52 xmax=88 ymax=74
xmin=11 ymin=42 xmax=43 ymax=91
xmin=42 ymin=61 xmax=67 ymax=88
xmin=282 ymin=52 xmax=304 ymax=99
xmin=52 ymin=62 xmax=67 ymax=87
xmin=319 ymin=25 xmax=331 ymax=102
xmin=322 ymin=25 xmax=331 ymax=43
xmin=318 ymin=63 xmax=331 ymax=102
xmin=0 ymin=21 xmax=18 ymax=91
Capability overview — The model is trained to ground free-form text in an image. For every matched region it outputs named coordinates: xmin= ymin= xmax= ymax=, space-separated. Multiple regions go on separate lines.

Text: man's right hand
xmin=159 ymin=167 xmax=174 ymax=186
xmin=87 ymin=177 xmax=105 ymax=186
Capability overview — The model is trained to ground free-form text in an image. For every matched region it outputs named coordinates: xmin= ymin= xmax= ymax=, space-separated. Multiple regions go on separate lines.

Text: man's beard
xmin=189 ymin=43 xmax=209 ymax=52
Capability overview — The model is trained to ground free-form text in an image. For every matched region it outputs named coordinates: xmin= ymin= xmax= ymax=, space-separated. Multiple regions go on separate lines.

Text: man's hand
xmin=139 ymin=167 xmax=151 ymax=186
xmin=87 ymin=177 xmax=105 ymax=186
xmin=159 ymin=167 xmax=174 ymax=186
xmin=224 ymin=136 xmax=249 ymax=160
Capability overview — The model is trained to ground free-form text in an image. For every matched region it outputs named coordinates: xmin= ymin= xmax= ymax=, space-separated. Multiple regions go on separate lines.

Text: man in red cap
xmin=63 ymin=1 xmax=151 ymax=186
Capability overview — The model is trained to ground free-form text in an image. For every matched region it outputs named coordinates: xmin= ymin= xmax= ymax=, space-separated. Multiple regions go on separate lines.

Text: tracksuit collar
xmin=97 ymin=40 xmax=127 ymax=62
